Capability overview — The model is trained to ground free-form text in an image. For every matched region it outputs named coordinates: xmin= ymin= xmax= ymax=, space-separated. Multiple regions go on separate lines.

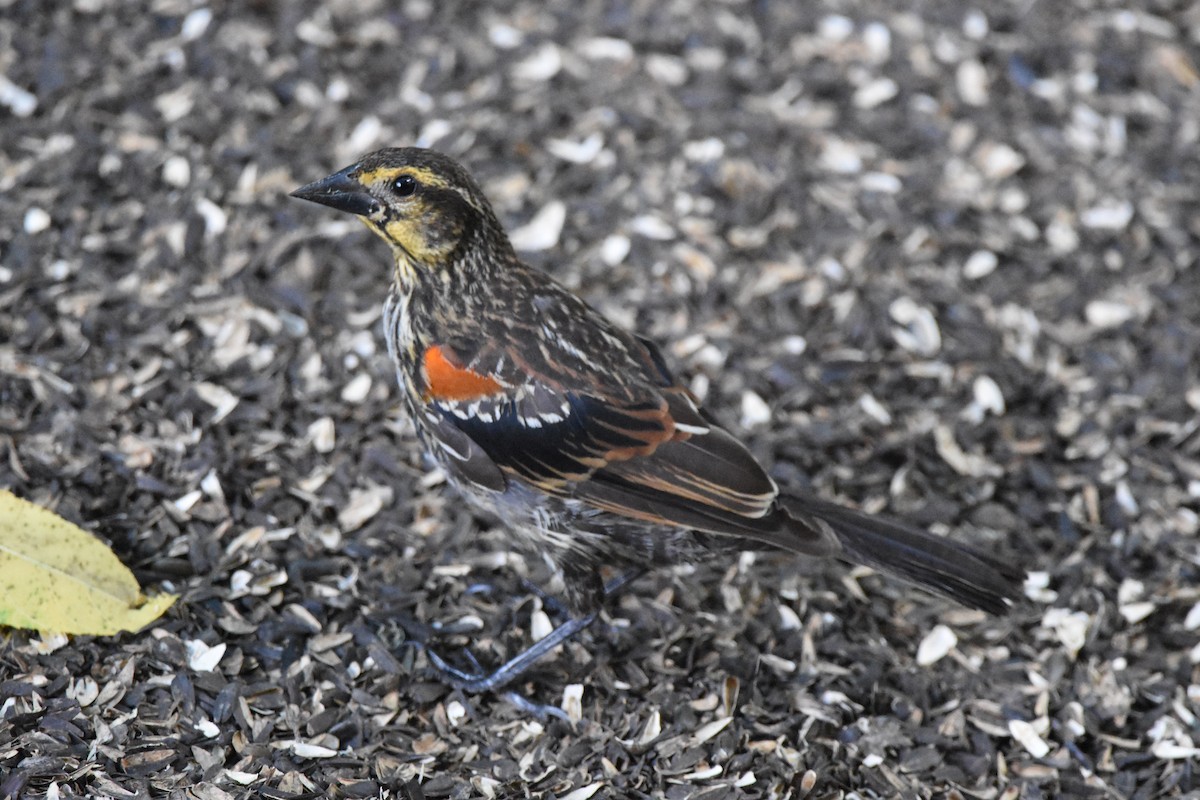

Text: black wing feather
xmin=440 ymin=391 xmax=673 ymax=491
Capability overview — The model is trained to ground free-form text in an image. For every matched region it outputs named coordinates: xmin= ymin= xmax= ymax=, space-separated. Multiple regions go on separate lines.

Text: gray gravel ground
xmin=2 ymin=1 xmax=1200 ymax=798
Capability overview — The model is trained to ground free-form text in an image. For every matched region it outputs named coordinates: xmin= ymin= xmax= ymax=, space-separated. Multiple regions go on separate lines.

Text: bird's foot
xmin=397 ymin=611 xmax=599 ymax=721
xmin=420 ymin=611 xmax=599 ymax=693
xmin=392 ymin=571 xmax=644 ymax=716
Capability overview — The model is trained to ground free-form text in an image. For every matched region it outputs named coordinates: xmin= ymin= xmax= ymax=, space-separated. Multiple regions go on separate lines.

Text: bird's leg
xmin=598 ymin=568 xmax=645 ymax=596
xmin=415 ymin=570 xmax=645 ymax=695
xmin=519 ymin=569 xmax=644 ymax=620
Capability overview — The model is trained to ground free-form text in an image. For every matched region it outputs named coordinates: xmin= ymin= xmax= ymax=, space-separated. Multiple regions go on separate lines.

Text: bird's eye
xmin=394 ymin=174 xmax=417 ymax=197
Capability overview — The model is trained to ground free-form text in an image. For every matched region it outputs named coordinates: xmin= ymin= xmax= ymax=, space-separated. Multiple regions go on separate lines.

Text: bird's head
xmin=291 ymin=147 xmax=503 ymax=274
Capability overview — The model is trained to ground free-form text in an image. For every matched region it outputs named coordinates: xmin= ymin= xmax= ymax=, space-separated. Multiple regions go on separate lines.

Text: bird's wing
xmin=413 ymin=329 xmax=831 ymax=554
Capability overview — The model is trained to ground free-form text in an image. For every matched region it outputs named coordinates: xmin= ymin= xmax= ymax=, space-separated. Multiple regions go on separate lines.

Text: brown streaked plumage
xmin=292 ymin=147 xmax=1022 ymax=690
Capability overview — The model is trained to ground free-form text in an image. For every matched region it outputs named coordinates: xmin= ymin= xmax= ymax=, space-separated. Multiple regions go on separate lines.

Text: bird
xmin=291 ymin=147 xmax=1022 ymax=693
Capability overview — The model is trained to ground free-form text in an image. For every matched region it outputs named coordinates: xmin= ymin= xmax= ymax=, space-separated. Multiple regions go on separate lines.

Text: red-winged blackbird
xmin=292 ymin=148 xmax=1021 ymax=692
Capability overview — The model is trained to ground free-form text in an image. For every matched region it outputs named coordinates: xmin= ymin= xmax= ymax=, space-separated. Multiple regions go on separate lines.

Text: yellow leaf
xmin=0 ymin=490 xmax=177 ymax=635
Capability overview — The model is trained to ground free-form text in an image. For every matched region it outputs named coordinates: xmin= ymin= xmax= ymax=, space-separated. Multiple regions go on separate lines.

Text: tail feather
xmin=781 ymin=494 xmax=1022 ymax=614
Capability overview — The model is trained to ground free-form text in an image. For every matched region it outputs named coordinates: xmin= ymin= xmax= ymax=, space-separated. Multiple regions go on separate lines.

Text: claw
xmin=501 ymin=690 xmax=572 ymax=722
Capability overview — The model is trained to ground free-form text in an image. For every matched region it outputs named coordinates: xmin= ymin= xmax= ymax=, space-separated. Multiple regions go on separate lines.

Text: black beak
xmin=291 ymin=166 xmax=381 ymax=217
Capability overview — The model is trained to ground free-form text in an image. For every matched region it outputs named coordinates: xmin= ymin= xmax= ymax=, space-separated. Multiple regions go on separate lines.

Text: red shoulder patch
xmin=422 ymin=345 xmax=503 ymax=402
